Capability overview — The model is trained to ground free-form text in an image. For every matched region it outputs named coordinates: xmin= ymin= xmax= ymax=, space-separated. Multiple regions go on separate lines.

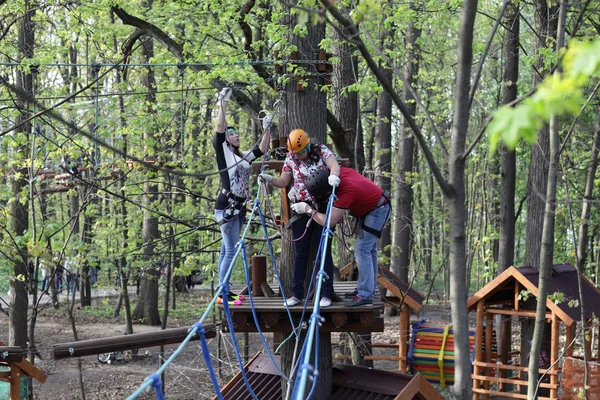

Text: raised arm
xmin=215 ymin=88 xmax=232 ymax=133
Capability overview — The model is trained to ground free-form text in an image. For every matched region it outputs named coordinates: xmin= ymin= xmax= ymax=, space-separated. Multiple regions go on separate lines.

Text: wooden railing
xmin=472 ymin=360 xmax=559 ymax=400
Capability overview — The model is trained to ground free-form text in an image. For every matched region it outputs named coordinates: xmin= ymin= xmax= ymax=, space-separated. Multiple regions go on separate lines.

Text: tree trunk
xmin=9 ymin=4 xmax=34 ymax=350
xmin=133 ymin=5 xmax=161 ymax=325
xmin=528 ymin=2 xmax=565 ymax=397
xmin=279 ymin=10 xmax=331 ymax=400
xmin=330 ymin=25 xmax=364 ymax=172
xmin=447 ymin=1 xmax=478 ymax=397
xmin=497 ymin=0 xmax=519 ymax=274
xmin=392 ymin=7 xmax=420 ymax=284
xmin=521 ymin=0 xmax=559 ymax=389
xmin=576 ymin=109 xmax=600 ymax=272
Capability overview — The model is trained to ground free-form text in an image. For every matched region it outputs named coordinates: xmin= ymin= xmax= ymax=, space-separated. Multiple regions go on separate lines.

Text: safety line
xmin=292 ymin=187 xmax=337 ymax=399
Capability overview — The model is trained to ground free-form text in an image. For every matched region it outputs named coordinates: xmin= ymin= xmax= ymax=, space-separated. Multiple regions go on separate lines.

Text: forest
xmin=1 ymin=0 xmax=600 ymax=399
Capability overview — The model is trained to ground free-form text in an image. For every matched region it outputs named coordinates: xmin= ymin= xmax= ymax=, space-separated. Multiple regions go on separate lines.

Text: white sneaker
xmin=319 ymin=297 xmax=332 ymax=308
xmin=284 ymin=297 xmax=302 ymax=307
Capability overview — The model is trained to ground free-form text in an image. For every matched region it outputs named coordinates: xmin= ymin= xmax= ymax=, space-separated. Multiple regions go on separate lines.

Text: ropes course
xmin=126 ymin=149 xmax=339 ymax=399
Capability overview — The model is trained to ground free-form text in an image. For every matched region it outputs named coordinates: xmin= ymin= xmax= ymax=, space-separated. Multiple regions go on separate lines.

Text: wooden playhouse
xmin=467 ymin=263 xmax=600 ymax=399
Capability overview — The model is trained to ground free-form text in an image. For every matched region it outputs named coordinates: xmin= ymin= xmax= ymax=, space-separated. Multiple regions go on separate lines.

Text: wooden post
xmin=483 ymin=311 xmax=493 ymax=399
xmin=10 ymin=364 xmax=21 ymax=400
xmin=472 ymin=299 xmax=484 ymax=400
xmin=399 ymin=304 xmax=410 ymax=372
xmin=550 ymin=313 xmax=559 ymax=399
xmin=514 ymin=282 xmax=520 ymax=312
xmin=500 ymin=316 xmax=511 ymax=391
xmin=565 ymin=323 xmax=575 ymax=357
xmin=585 ymin=319 xmax=593 ymax=360
xmin=251 ymin=255 xmax=267 ymax=297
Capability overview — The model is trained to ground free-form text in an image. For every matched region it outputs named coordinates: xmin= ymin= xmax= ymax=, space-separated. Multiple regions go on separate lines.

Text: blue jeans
xmin=291 ymin=215 xmax=334 ymax=300
xmin=355 ymin=202 xmax=391 ymax=301
xmin=215 ymin=209 xmax=243 ymax=284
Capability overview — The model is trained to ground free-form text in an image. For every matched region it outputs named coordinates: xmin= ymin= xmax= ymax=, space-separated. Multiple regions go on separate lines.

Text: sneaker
xmin=344 ymin=289 xmax=358 ymax=298
xmin=319 ymin=297 xmax=332 ymax=308
xmin=284 ymin=297 xmax=302 ymax=307
xmin=217 ymin=294 xmax=236 ymax=304
xmin=343 ymin=296 xmax=372 ymax=307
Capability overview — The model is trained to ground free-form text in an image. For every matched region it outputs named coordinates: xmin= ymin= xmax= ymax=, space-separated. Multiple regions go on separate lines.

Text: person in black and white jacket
xmin=213 ymin=88 xmax=270 ymax=301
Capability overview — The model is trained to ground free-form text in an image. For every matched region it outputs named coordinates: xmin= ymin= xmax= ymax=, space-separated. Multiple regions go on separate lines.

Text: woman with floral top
xmin=259 ymin=128 xmax=340 ymax=308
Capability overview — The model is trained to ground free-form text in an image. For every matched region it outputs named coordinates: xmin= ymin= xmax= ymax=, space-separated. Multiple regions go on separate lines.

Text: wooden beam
xmin=550 ymin=313 xmax=559 ymax=399
xmin=0 ymin=347 xmax=23 ymax=363
xmin=472 ymin=360 xmax=559 ymax=375
xmin=10 ymin=365 xmax=21 ymax=400
xmin=399 ymin=305 xmax=410 ymax=372
xmin=472 ymin=387 xmax=554 ymax=399
xmin=473 ymin=299 xmax=485 ymax=399
xmin=484 ymin=312 xmax=493 ymax=398
xmin=565 ymin=323 xmax=575 ymax=357
xmin=51 ymin=324 xmax=216 ymax=359
xmin=484 ymin=308 xmax=552 ymax=319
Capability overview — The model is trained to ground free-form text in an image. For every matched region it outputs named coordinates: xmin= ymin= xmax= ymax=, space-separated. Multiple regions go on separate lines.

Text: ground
xmin=0 ymin=288 xmax=453 ymax=400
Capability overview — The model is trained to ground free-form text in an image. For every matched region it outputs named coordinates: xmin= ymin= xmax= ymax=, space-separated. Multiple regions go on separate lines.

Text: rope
xmin=292 ymin=186 xmax=337 ymax=399
xmin=221 ymin=282 xmax=259 ymax=400
xmin=240 ymin=241 xmax=289 ymax=381
xmin=197 ymin=324 xmax=224 ymax=400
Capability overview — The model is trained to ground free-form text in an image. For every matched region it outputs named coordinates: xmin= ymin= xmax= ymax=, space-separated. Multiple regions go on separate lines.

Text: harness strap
xmin=221 ymin=188 xmax=246 ymax=203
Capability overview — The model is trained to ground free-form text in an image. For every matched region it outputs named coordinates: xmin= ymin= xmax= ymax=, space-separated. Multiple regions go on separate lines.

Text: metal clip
xmin=1 ymin=351 xmax=8 ymax=359
xmin=69 ymin=347 xmax=74 ymax=355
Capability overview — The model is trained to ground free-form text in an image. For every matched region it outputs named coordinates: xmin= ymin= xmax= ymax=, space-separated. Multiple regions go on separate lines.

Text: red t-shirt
xmin=334 ymin=167 xmax=383 ymax=217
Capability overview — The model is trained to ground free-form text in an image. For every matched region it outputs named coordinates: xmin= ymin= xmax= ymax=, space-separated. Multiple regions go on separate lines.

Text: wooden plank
xmin=467 ymin=268 xmax=516 ymax=310
xmin=0 ymin=347 xmax=23 ymax=363
xmin=484 ymin=312 xmax=493 ymax=397
xmin=394 ymin=373 xmax=420 ymax=400
xmin=472 ymin=361 xmax=558 ymax=375
xmin=550 ymin=314 xmax=559 ymax=399
xmin=400 ymin=305 xmax=410 ymax=372
xmin=225 ymin=315 xmax=384 ymax=333
xmin=473 ymin=299 xmax=484 ymax=395
xmin=484 ymin=308 xmax=552 ymax=319
xmin=10 ymin=364 xmax=21 ymax=400
xmin=472 ymin=388 xmax=553 ymax=400
xmin=52 ymin=324 xmax=216 ymax=360
xmin=418 ymin=373 xmax=445 ymax=400
xmin=471 ymin=374 xmax=558 ymax=389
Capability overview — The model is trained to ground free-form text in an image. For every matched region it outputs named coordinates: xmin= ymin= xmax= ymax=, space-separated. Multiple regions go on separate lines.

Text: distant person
xmin=41 ymin=261 xmax=49 ymax=292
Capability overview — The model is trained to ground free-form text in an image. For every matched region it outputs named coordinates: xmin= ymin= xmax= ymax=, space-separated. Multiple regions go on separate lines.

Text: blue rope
xmin=147 ymin=374 xmax=164 ymax=400
xmin=255 ymin=198 xmax=297 ymax=332
xmin=240 ymin=241 xmax=290 ymax=381
xmin=222 ymin=283 xmax=259 ymax=400
xmin=197 ymin=323 xmax=224 ymax=400
xmin=292 ymin=187 xmax=337 ymax=399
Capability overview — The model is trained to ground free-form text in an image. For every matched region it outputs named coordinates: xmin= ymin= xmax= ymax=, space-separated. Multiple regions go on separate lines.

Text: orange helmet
xmin=287 ymin=129 xmax=310 ymax=153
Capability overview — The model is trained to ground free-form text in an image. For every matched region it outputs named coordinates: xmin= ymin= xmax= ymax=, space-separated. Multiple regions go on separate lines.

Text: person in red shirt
xmin=291 ymin=167 xmax=391 ymax=307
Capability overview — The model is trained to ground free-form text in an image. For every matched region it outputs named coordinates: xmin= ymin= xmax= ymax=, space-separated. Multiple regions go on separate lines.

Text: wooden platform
xmin=219 ymin=281 xmax=384 ymax=333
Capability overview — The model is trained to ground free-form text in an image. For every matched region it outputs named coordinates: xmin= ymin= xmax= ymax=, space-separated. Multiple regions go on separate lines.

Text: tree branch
xmin=318 ymin=0 xmax=452 ymax=197
xmin=111 ymin=5 xmax=264 ymax=120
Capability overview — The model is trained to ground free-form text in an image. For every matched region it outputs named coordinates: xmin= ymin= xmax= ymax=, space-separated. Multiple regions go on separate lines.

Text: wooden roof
xmin=339 ymin=264 xmax=424 ymax=312
xmin=467 ymin=263 xmax=600 ymax=326
xmin=218 ymin=354 xmax=443 ymax=400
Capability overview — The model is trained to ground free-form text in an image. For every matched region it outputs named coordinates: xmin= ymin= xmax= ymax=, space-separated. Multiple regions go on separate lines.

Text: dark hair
xmin=306 ymin=169 xmax=332 ymax=200
xmin=225 ymin=126 xmax=242 ymax=157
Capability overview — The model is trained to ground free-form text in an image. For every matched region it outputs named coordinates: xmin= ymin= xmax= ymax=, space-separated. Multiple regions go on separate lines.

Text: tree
xmin=133 ymin=2 xmax=162 ymax=325
xmin=320 ymin=1 xmax=479 ymax=397
xmin=9 ymin=2 xmax=34 ymax=350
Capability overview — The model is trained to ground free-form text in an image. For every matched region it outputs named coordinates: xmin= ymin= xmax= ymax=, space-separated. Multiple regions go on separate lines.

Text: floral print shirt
xmin=282 ymin=144 xmax=335 ymax=201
